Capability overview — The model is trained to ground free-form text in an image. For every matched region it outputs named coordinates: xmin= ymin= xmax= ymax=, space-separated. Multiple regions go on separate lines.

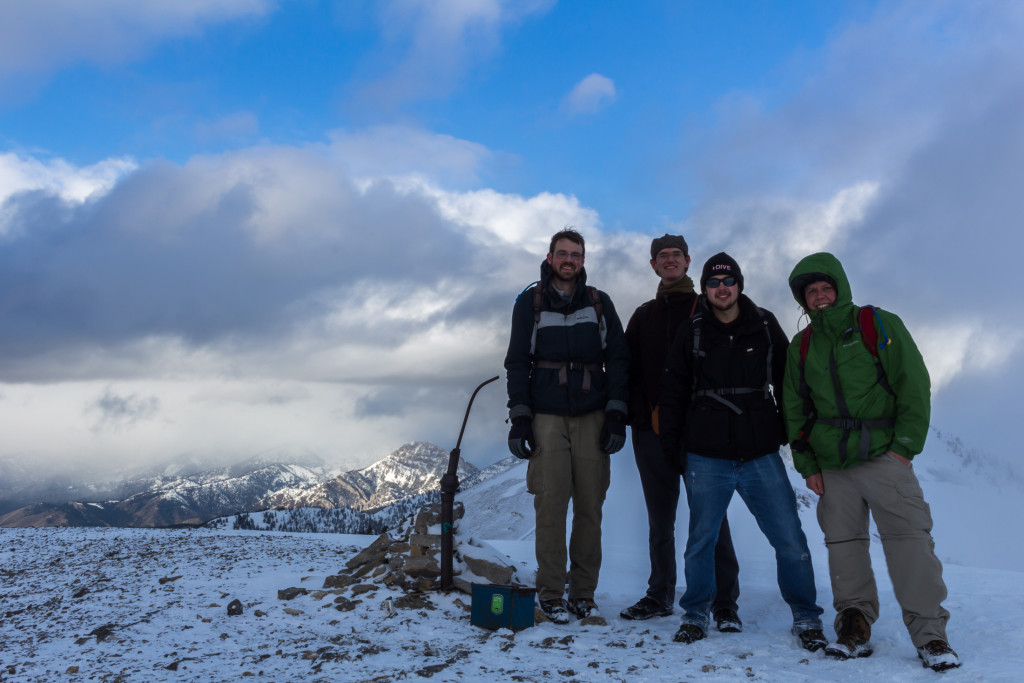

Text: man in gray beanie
xmin=619 ymin=236 xmax=741 ymax=631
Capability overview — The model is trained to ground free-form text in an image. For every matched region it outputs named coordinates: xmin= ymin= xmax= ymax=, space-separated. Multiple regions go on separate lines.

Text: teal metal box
xmin=471 ymin=583 xmax=536 ymax=630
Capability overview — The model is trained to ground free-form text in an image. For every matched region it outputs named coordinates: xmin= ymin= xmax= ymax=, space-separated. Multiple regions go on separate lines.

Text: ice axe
xmin=440 ymin=374 xmax=499 ymax=591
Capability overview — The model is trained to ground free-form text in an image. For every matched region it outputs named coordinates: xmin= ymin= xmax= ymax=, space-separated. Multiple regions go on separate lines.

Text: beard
xmin=551 ymin=264 xmax=579 ymax=287
xmin=708 ymin=293 xmax=738 ymax=314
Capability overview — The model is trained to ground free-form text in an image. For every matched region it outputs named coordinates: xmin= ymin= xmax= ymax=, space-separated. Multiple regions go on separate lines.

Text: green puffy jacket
xmin=782 ymin=252 xmax=931 ymax=477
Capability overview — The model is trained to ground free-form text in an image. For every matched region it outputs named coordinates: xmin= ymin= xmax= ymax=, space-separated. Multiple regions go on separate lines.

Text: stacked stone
xmin=318 ymin=502 xmax=519 ymax=598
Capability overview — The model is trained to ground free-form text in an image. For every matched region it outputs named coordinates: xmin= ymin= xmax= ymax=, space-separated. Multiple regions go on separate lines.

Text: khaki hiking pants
xmin=818 ymin=453 xmax=951 ymax=647
xmin=528 ymin=411 xmax=610 ymax=603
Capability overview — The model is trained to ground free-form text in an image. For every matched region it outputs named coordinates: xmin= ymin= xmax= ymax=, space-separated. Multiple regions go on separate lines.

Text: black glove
xmin=599 ymin=410 xmax=627 ymax=454
xmin=507 ymin=416 xmax=535 ymax=459
xmin=663 ymin=441 xmax=686 ymax=475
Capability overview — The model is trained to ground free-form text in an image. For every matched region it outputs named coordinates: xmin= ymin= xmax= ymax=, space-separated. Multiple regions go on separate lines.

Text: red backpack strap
xmin=857 ymin=305 xmax=896 ymax=398
xmin=858 ymin=305 xmax=892 ymax=356
xmin=799 ymin=325 xmax=813 ymax=362
xmin=858 ymin=305 xmax=880 ymax=356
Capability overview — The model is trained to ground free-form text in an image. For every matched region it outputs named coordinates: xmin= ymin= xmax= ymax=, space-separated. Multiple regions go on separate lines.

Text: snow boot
xmin=797 ymin=628 xmax=828 ymax=652
xmin=673 ymin=623 xmax=706 ymax=644
xmin=713 ymin=607 xmax=742 ymax=633
xmin=620 ymin=596 xmax=672 ymax=620
xmin=567 ymin=598 xmax=600 ymax=620
xmin=825 ymin=608 xmax=873 ymax=660
xmin=917 ymin=640 xmax=961 ymax=671
xmin=539 ymin=598 xmax=570 ymax=624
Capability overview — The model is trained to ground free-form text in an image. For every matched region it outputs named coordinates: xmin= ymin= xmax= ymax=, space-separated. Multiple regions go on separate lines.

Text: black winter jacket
xmin=505 ymin=261 xmax=629 ymax=418
xmin=625 ymin=289 xmax=698 ymax=430
xmin=659 ymin=295 xmax=790 ymax=461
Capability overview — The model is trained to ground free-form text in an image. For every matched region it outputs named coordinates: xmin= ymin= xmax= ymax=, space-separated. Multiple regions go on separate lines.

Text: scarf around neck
xmin=656 ymin=275 xmax=695 ymax=298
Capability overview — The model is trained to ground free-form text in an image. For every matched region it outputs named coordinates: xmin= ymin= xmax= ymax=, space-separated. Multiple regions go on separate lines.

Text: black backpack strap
xmin=588 ymin=286 xmax=604 ymax=329
xmin=759 ymin=309 xmax=773 ymax=401
xmin=532 ymin=283 xmax=543 ymax=325
xmin=690 ymin=308 xmax=774 ymax=416
xmin=690 ymin=314 xmax=704 ymax=396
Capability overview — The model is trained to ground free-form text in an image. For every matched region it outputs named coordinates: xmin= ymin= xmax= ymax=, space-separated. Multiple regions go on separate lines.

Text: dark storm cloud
xmin=683 ymin=0 xmax=1024 ymax=324
xmin=0 ymin=149 xmax=478 ymax=379
xmin=844 ymin=83 xmax=1024 ymax=315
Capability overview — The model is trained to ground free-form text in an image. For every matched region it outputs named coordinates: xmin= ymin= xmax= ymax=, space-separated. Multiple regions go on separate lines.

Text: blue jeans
xmin=679 ymin=452 xmax=823 ymax=634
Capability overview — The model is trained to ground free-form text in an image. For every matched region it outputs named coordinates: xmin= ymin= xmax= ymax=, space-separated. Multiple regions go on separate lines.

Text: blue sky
xmin=0 ymin=0 xmax=1020 ymax=477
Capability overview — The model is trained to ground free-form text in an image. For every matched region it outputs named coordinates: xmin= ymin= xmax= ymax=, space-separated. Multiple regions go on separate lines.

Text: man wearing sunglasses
xmin=659 ymin=252 xmax=825 ymax=650
xmin=504 ymin=228 xmax=630 ymax=625
xmin=783 ymin=253 xmax=959 ymax=672
xmin=619 ymin=235 xmax=741 ymax=632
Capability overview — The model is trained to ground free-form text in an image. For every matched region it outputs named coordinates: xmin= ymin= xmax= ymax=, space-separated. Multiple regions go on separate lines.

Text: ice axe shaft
xmin=440 ymin=375 xmax=499 ymax=591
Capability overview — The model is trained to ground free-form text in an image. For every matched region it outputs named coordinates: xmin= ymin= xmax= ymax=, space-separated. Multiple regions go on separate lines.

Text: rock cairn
xmin=331 ymin=501 xmax=522 ymax=593
xmin=274 ymin=502 xmax=525 ymax=613
xmin=275 ymin=501 xmax=608 ymax=626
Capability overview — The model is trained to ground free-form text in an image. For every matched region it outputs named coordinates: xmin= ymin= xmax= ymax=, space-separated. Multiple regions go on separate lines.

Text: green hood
xmin=788 ymin=252 xmax=852 ymax=311
xmin=788 ymin=252 xmax=856 ymax=337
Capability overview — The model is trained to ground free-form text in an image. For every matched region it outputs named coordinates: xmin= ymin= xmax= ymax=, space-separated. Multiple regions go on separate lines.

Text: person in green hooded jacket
xmin=782 ymin=252 xmax=959 ymax=672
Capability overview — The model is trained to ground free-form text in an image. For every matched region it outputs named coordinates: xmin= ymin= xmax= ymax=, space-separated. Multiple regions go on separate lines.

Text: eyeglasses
xmin=554 ymin=250 xmax=583 ymax=261
xmin=706 ymin=276 xmax=736 ymax=289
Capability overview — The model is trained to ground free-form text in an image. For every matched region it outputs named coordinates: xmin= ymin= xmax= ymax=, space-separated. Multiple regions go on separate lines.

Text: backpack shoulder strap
xmin=858 ymin=305 xmax=879 ymax=356
xmin=587 ymin=286 xmax=604 ymax=328
xmin=799 ymin=324 xmax=814 ymax=362
xmin=689 ymin=313 xmax=704 ymax=394
xmin=857 ymin=305 xmax=895 ymax=397
xmin=758 ymin=308 xmax=773 ymax=397
xmin=531 ymin=283 xmax=542 ymax=324
xmin=857 ymin=305 xmax=892 ymax=356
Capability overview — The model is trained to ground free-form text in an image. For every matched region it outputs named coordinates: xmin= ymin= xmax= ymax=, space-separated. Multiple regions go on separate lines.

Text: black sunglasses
xmin=706 ymin=276 xmax=736 ymax=289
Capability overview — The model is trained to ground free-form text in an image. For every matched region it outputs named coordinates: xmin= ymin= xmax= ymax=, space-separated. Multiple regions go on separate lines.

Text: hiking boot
xmin=825 ymin=609 xmax=873 ymax=660
xmin=619 ymin=596 xmax=672 ymax=620
xmin=917 ymin=640 xmax=961 ymax=672
xmin=567 ymin=598 xmax=600 ymax=620
xmin=539 ymin=598 xmax=570 ymax=624
xmin=713 ymin=607 xmax=742 ymax=633
xmin=673 ymin=623 xmax=706 ymax=644
xmin=797 ymin=628 xmax=828 ymax=652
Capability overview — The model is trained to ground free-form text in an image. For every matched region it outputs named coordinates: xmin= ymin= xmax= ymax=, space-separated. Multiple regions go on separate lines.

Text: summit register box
xmin=470 ymin=583 xmax=536 ymax=630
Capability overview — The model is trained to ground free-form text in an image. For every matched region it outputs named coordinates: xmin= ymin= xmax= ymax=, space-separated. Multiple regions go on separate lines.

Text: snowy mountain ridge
xmin=0 ymin=441 xmax=479 ymax=529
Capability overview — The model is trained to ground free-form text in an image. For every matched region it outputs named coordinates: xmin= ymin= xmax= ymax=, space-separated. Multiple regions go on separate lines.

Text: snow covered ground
xmin=0 ymin=523 xmax=1018 ymax=682
xmin=2 ymin=434 xmax=1021 ymax=681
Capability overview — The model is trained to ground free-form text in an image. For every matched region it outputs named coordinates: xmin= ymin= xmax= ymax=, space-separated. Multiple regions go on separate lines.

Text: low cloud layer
xmin=1 ymin=1 xmax=1022 ymax=477
xmin=0 ymin=128 xmax=605 ymax=473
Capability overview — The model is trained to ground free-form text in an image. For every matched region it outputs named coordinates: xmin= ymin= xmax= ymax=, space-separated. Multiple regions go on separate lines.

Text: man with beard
xmin=504 ymin=228 xmax=630 ymax=624
xmin=659 ymin=252 xmax=825 ymax=650
xmin=619 ymin=235 xmax=741 ymax=632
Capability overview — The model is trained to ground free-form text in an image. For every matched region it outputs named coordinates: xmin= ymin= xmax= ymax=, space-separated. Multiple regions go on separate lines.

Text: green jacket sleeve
xmin=876 ymin=311 xmax=931 ymax=459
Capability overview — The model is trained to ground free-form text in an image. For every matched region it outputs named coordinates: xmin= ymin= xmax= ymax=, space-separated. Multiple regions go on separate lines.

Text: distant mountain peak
xmin=2 ymin=441 xmax=476 ymax=529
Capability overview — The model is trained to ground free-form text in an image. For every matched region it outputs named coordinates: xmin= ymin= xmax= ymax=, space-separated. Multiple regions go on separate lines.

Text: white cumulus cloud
xmin=562 ymin=73 xmax=617 ymax=116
